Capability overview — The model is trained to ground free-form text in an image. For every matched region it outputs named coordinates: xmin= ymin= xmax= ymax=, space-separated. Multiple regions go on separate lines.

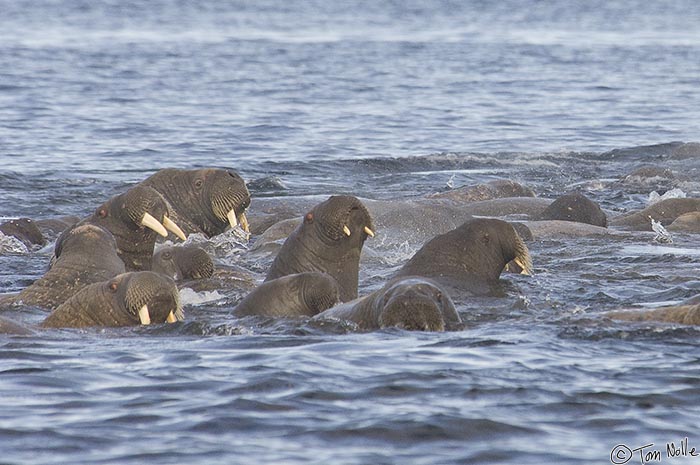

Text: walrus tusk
xmin=138 ymin=305 xmax=151 ymax=325
xmin=226 ymin=209 xmax=238 ymax=229
xmin=363 ymin=226 xmax=375 ymax=237
xmin=163 ymin=216 xmax=187 ymax=241
xmin=141 ymin=212 xmax=168 ymax=237
xmin=343 ymin=225 xmax=352 ymax=236
xmin=238 ymin=212 xmax=250 ymax=233
xmin=514 ymin=257 xmax=533 ymax=276
xmin=166 ymin=311 xmax=177 ymax=323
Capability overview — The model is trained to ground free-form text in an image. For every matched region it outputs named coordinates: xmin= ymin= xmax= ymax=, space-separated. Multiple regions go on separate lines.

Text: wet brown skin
xmin=0 ymin=218 xmax=45 ymax=247
xmin=315 ymin=276 xmax=462 ymax=332
xmin=1 ymin=224 xmax=126 ymax=311
xmin=264 ymin=195 xmax=375 ymax=302
xmin=58 ymin=185 xmax=177 ymax=271
xmin=233 ymin=272 xmax=340 ymax=318
xmin=151 ymin=245 xmax=214 ymax=281
xmin=610 ymin=198 xmax=700 ymax=231
xmin=537 ymin=192 xmax=607 ymax=227
xmin=41 ymin=271 xmax=182 ymax=329
xmin=392 ymin=218 xmax=533 ymax=296
xmin=140 ymin=168 xmax=251 ymax=238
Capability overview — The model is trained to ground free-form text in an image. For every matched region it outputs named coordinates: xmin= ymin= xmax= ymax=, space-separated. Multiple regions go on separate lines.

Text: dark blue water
xmin=2 ymin=1 xmax=700 ymax=464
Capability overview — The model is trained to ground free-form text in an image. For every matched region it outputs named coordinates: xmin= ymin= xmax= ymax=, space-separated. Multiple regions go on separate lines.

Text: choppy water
xmin=2 ymin=1 xmax=700 ymax=464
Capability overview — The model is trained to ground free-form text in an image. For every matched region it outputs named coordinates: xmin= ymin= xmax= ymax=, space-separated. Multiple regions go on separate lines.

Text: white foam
xmin=179 ymin=288 xmax=226 ymax=306
xmin=0 ymin=232 xmax=28 ymax=255
xmin=648 ymin=188 xmax=686 ymax=205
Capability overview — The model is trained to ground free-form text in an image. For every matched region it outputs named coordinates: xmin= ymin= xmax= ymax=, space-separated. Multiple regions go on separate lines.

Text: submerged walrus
xmin=151 ymin=245 xmax=214 ymax=281
xmin=0 ymin=218 xmax=45 ymax=248
xmin=233 ymin=272 xmax=340 ymax=318
xmin=537 ymin=192 xmax=607 ymax=227
xmin=0 ymin=224 xmax=126 ymax=311
xmin=393 ymin=218 xmax=533 ymax=295
xmin=315 ymin=276 xmax=462 ymax=332
xmin=265 ymin=195 xmax=375 ymax=302
xmin=605 ymin=305 xmax=700 ymax=326
xmin=610 ymin=198 xmax=700 ymax=231
xmin=41 ymin=271 xmax=182 ymax=329
xmin=140 ymin=168 xmax=251 ymax=238
xmin=59 ymin=185 xmax=186 ymax=271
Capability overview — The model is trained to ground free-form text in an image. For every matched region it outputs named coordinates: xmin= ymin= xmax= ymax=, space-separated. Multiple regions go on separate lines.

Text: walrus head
xmin=302 ymin=195 xmax=375 ymax=246
xmin=151 ymin=245 xmax=214 ymax=281
xmin=394 ymin=218 xmax=533 ymax=295
xmin=377 ymin=277 xmax=462 ymax=331
xmin=0 ymin=218 xmax=45 ymax=247
xmin=93 ymin=185 xmax=185 ymax=239
xmin=117 ymin=272 xmax=183 ymax=325
xmin=538 ymin=192 xmax=607 ymax=227
xmin=141 ymin=168 xmax=250 ymax=238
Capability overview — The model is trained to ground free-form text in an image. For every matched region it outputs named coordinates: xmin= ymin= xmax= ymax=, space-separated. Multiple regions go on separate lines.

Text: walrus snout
xmin=379 ymin=296 xmax=447 ymax=332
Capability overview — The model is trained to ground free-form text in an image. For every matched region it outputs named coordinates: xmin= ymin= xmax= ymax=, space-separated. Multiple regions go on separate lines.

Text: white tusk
xmin=363 ymin=226 xmax=375 ymax=237
xmin=138 ymin=305 xmax=151 ymax=325
xmin=226 ymin=209 xmax=238 ymax=229
xmin=238 ymin=213 xmax=250 ymax=233
xmin=514 ymin=258 xmax=533 ymax=276
xmin=141 ymin=212 xmax=168 ymax=237
xmin=163 ymin=216 xmax=187 ymax=241
xmin=343 ymin=225 xmax=351 ymax=237
xmin=166 ymin=311 xmax=177 ymax=323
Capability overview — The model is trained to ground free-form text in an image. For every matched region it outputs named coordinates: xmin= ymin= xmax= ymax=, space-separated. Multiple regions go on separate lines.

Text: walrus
xmin=392 ymin=218 xmax=533 ymax=295
xmin=667 ymin=211 xmax=700 ymax=233
xmin=233 ymin=272 xmax=340 ymax=318
xmin=610 ymin=198 xmax=700 ymax=231
xmin=536 ymin=192 xmax=607 ymax=227
xmin=314 ymin=276 xmax=462 ymax=332
xmin=59 ymin=185 xmax=186 ymax=271
xmin=41 ymin=271 xmax=182 ymax=328
xmin=605 ymin=305 xmax=700 ymax=326
xmin=151 ymin=245 xmax=214 ymax=281
xmin=0 ymin=224 xmax=126 ymax=311
xmin=0 ymin=316 xmax=35 ymax=335
xmin=34 ymin=215 xmax=80 ymax=242
xmin=428 ymin=179 xmax=535 ymax=202
xmin=140 ymin=168 xmax=251 ymax=238
xmin=0 ymin=218 xmax=45 ymax=248
xmin=265 ymin=195 xmax=375 ymax=302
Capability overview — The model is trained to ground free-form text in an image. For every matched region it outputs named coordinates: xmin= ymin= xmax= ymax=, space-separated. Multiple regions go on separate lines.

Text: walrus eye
xmin=194 ymin=179 xmax=204 ymax=190
xmin=109 ymin=282 xmax=118 ymax=292
xmin=481 ymin=233 xmax=490 ymax=244
xmin=162 ymin=251 xmax=172 ymax=260
xmin=305 ymin=212 xmax=314 ymax=223
xmin=98 ymin=208 xmax=108 ymax=218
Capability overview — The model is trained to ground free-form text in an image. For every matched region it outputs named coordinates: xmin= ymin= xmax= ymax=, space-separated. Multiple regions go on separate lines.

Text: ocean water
xmin=2 ymin=1 xmax=700 ymax=464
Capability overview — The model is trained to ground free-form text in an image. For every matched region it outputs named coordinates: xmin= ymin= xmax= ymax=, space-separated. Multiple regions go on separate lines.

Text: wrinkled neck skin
xmin=265 ymin=222 xmax=362 ymax=302
xmin=41 ymin=283 xmax=136 ymax=328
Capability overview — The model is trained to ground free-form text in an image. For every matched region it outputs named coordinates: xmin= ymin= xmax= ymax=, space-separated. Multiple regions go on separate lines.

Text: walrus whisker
xmin=163 ymin=216 xmax=187 ymax=241
xmin=138 ymin=304 xmax=151 ymax=325
xmin=140 ymin=212 xmax=168 ymax=237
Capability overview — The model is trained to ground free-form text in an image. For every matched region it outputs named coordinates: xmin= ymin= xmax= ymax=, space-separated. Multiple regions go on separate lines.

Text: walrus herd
xmin=1 ymin=168 xmax=700 ymax=333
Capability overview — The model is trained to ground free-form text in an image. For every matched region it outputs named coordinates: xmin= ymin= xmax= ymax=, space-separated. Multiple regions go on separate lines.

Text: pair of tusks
xmin=141 ymin=213 xmax=188 ymax=241
xmin=513 ymin=257 xmax=533 ymax=276
xmin=343 ymin=225 xmax=375 ymax=237
xmin=226 ymin=209 xmax=250 ymax=233
xmin=138 ymin=304 xmax=179 ymax=325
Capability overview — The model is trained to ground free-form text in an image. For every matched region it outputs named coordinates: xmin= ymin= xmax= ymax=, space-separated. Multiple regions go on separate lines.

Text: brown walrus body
xmin=393 ymin=218 xmax=533 ymax=296
xmin=265 ymin=195 xmax=375 ymax=302
xmin=2 ymin=225 xmax=126 ymax=311
xmin=41 ymin=271 xmax=182 ymax=329
xmin=233 ymin=272 xmax=340 ymax=318
xmin=59 ymin=185 xmax=184 ymax=271
xmin=315 ymin=276 xmax=462 ymax=332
